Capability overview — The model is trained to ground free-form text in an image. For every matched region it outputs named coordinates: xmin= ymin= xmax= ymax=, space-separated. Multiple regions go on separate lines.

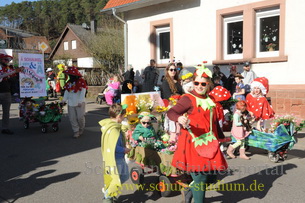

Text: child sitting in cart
xmin=227 ymin=100 xmax=254 ymax=160
xmin=132 ymin=112 xmax=156 ymax=142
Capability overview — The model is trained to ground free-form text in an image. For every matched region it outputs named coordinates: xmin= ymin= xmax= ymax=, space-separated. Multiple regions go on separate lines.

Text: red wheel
xmin=130 ymin=166 xmax=144 ymax=184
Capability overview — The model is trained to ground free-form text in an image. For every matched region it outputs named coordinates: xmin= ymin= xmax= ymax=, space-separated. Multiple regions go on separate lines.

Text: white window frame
xmin=64 ymin=41 xmax=69 ymax=50
xmin=256 ymin=8 xmax=280 ymax=58
xmin=71 ymin=40 xmax=77 ymax=49
xmin=223 ymin=15 xmax=243 ymax=60
xmin=156 ymin=26 xmax=170 ymax=64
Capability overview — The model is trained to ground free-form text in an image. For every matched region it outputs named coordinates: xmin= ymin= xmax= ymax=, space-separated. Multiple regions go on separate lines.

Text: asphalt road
xmin=0 ymin=99 xmax=304 ymax=203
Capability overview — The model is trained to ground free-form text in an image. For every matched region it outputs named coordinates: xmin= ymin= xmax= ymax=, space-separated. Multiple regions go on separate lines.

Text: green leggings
xmin=232 ymin=139 xmax=246 ymax=149
xmin=190 ymin=173 xmax=217 ymax=203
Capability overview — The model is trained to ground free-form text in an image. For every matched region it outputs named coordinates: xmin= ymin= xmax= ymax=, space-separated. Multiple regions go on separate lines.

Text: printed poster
xmin=19 ymin=53 xmax=47 ymax=97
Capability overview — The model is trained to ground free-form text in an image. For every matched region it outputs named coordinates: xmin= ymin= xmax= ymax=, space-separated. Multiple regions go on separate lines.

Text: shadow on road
xmin=0 ymin=104 xmax=109 ymax=202
xmin=208 ymin=163 xmax=297 ymax=203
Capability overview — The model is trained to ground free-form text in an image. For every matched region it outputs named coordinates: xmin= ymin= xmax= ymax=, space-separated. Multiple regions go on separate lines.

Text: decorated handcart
xmin=231 ymin=120 xmax=303 ymax=163
xmin=122 ymin=91 xmax=192 ymax=197
xmin=19 ymin=97 xmax=65 ymax=133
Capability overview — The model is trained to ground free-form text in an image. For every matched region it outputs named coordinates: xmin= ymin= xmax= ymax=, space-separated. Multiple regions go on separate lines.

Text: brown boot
xmin=226 ymin=145 xmax=236 ymax=159
xmin=239 ymin=148 xmax=250 ymax=160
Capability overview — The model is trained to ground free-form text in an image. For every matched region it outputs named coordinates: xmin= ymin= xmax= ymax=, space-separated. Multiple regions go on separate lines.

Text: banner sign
xmin=19 ymin=53 xmax=47 ymax=97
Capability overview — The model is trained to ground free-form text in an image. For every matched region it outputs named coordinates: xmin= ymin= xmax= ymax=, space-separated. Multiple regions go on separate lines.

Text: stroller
xmin=19 ymin=98 xmax=65 ymax=133
xmin=231 ymin=124 xmax=296 ymax=163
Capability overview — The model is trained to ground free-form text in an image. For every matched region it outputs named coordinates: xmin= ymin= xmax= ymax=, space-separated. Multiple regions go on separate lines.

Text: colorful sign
xmin=19 ymin=53 xmax=47 ymax=97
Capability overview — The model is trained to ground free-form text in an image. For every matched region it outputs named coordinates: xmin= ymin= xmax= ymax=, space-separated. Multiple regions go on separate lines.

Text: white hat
xmin=46 ymin=68 xmax=53 ymax=72
xmin=250 ymin=77 xmax=269 ymax=95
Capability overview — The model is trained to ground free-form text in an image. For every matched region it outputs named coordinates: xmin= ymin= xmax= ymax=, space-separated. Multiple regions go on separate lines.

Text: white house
xmin=102 ymin=0 xmax=305 ymax=119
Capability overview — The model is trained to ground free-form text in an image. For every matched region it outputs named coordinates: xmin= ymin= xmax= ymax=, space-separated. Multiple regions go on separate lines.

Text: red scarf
xmin=64 ymin=78 xmax=87 ymax=93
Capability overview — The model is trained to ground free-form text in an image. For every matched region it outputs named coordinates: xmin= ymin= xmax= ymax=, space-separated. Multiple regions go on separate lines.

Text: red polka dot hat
xmin=63 ymin=66 xmax=83 ymax=77
xmin=250 ymin=77 xmax=269 ymax=95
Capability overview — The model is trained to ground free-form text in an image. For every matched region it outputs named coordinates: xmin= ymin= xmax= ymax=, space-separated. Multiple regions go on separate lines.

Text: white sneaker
xmin=73 ymin=132 xmax=80 ymax=138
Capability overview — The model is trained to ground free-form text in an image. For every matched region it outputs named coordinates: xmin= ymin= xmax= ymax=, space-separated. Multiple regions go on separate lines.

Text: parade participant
xmin=57 ymin=64 xmax=68 ymax=96
xmin=142 ymin=59 xmax=159 ymax=92
xmin=99 ymin=104 xmax=130 ymax=203
xmin=46 ymin=67 xmax=57 ymax=98
xmin=241 ymin=62 xmax=257 ymax=94
xmin=180 ymin=68 xmax=193 ymax=94
xmin=233 ymin=74 xmax=246 ymax=101
xmin=246 ymin=77 xmax=275 ymax=131
xmin=132 ymin=112 xmax=156 ymax=142
xmin=105 ymin=75 xmax=120 ymax=105
xmin=161 ymin=63 xmax=183 ymax=99
xmin=167 ymin=64 xmax=228 ymax=203
xmin=62 ymin=66 xmax=87 ymax=138
xmin=226 ymin=101 xmax=254 ymax=160
xmin=0 ymin=54 xmax=23 ymax=134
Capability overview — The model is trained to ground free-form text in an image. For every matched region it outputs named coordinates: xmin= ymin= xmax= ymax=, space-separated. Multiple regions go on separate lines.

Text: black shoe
xmin=2 ymin=129 xmax=14 ymax=134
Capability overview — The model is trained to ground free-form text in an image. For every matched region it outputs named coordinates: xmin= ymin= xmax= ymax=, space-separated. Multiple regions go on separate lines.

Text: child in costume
xmin=105 ymin=76 xmax=120 ymax=105
xmin=62 ymin=66 xmax=87 ymax=138
xmin=246 ymin=77 xmax=275 ymax=131
xmin=99 ymin=104 xmax=130 ymax=202
xmin=180 ymin=68 xmax=193 ymax=94
xmin=227 ymin=101 xmax=254 ymax=160
xmin=132 ymin=112 xmax=156 ymax=142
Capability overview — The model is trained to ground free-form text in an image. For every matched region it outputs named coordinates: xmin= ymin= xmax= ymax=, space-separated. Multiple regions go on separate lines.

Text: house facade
xmin=102 ymin=0 xmax=305 ymax=119
xmin=49 ymin=23 xmax=98 ymax=68
xmin=0 ymin=26 xmax=51 ymax=56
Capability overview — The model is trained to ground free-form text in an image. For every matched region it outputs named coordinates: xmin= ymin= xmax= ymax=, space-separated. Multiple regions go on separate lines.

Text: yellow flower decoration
xmin=181 ymin=72 xmax=193 ymax=80
xmin=155 ymin=106 xmax=168 ymax=113
xmin=128 ymin=117 xmax=139 ymax=125
xmin=169 ymin=97 xmax=177 ymax=106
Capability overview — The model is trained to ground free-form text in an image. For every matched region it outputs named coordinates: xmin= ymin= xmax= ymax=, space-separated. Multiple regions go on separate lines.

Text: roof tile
xmin=103 ymin=0 xmax=141 ymax=10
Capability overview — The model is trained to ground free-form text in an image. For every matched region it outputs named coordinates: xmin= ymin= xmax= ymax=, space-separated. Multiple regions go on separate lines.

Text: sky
xmin=0 ymin=0 xmax=38 ymax=7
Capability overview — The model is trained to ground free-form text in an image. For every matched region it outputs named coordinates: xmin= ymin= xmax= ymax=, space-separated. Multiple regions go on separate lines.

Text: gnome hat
xmin=251 ymin=77 xmax=269 ymax=95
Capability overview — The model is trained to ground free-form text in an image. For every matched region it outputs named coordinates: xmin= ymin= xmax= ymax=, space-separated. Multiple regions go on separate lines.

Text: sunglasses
xmin=193 ymin=81 xmax=209 ymax=86
xmin=3 ymin=58 xmax=10 ymax=61
xmin=142 ymin=122 xmax=151 ymax=125
xmin=169 ymin=69 xmax=177 ymax=72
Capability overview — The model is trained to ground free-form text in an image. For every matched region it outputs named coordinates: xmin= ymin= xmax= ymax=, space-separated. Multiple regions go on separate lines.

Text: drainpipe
xmin=112 ymin=8 xmax=128 ymax=72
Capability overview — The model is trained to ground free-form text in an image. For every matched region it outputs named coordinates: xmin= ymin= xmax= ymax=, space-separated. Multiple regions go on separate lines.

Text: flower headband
xmin=194 ymin=61 xmax=212 ymax=78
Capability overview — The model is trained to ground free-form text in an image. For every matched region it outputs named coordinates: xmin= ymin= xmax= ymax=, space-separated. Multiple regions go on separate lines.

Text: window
xmin=72 ymin=40 xmax=77 ymax=49
xmin=223 ymin=14 xmax=243 ymax=60
xmin=256 ymin=8 xmax=280 ymax=58
xmin=150 ymin=18 xmax=173 ymax=66
xmin=156 ymin=26 xmax=170 ymax=64
xmin=214 ymin=0 xmax=286 ymax=64
xmin=64 ymin=41 xmax=68 ymax=50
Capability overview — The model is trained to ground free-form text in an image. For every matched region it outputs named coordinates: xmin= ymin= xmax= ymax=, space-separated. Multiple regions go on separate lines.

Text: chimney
xmin=91 ymin=20 xmax=97 ymax=34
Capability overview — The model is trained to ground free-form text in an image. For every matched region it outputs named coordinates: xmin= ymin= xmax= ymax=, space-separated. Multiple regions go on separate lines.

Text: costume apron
xmin=171 ymin=94 xmax=228 ymax=172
